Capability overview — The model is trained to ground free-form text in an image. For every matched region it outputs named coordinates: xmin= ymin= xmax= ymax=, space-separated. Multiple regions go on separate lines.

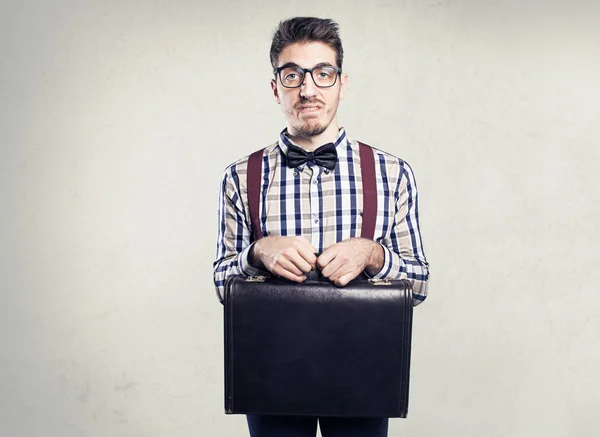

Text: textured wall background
xmin=1 ymin=1 xmax=599 ymax=436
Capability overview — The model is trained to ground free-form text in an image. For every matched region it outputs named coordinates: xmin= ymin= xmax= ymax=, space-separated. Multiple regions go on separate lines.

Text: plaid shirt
xmin=214 ymin=128 xmax=429 ymax=305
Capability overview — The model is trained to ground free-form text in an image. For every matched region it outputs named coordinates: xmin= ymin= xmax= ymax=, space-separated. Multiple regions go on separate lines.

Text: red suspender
xmin=357 ymin=142 xmax=377 ymax=241
xmin=245 ymin=143 xmax=377 ymax=241
xmin=247 ymin=149 xmax=264 ymax=242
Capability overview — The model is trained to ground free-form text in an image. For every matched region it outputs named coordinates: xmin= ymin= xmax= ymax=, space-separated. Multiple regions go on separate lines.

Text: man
xmin=214 ymin=17 xmax=429 ymax=437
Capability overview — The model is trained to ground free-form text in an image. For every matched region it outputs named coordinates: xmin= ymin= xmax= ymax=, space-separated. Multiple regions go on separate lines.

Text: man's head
xmin=269 ymin=17 xmax=344 ymax=71
xmin=269 ymin=17 xmax=348 ymax=145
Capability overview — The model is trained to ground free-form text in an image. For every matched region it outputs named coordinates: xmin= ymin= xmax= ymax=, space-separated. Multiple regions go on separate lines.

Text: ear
xmin=270 ymin=79 xmax=280 ymax=104
xmin=339 ymin=73 xmax=348 ymax=100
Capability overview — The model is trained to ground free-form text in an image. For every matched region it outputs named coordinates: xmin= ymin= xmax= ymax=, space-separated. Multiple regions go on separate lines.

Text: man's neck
xmin=287 ymin=122 xmax=340 ymax=152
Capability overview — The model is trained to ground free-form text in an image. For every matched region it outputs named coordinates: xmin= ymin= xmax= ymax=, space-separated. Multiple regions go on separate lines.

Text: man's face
xmin=271 ymin=41 xmax=347 ymax=138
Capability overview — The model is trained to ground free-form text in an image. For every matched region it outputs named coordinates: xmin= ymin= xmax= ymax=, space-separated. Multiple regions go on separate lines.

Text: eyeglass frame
xmin=273 ymin=64 xmax=343 ymax=89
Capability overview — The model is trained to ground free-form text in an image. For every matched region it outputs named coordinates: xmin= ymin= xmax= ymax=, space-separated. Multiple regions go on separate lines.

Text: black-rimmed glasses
xmin=274 ymin=65 xmax=342 ymax=88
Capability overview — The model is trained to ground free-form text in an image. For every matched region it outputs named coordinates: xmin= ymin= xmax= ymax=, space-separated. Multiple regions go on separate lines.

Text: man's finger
xmin=296 ymin=244 xmax=318 ymax=269
xmin=316 ymin=245 xmax=337 ymax=270
xmin=334 ymin=270 xmax=360 ymax=287
xmin=271 ymin=264 xmax=306 ymax=282
xmin=276 ymin=257 xmax=305 ymax=277
xmin=320 ymin=248 xmax=355 ymax=279
xmin=287 ymin=251 xmax=314 ymax=273
xmin=320 ymin=255 xmax=344 ymax=279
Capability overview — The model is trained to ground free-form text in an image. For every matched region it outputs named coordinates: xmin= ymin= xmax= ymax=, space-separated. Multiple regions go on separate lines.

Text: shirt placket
xmin=304 ymin=163 xmax=323 ymax=252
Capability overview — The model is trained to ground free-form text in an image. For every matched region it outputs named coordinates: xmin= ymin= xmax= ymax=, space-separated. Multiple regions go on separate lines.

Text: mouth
xmin=297 ymin=105 xmax=322 ymax=114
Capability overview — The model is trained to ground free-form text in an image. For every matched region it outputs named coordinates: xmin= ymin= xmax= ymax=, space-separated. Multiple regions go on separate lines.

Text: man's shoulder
xmin=348 ymin=139 xmax=408 ymax=171
xmin=223 ymin=141 xmax=280 ymax=175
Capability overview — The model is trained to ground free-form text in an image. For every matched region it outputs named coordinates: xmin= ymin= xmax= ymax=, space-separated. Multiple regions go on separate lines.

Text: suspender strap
xmin=358 ymin=142 xmax=377 ymax=240
xmin=247 ymin=149 xmax=264 ymax=241
xmin=245 ymin=142 xmax=377 ymax=241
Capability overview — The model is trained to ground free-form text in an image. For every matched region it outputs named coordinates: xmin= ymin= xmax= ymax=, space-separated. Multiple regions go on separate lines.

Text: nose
xmin=299 ymin=71 xmax=318 ymax=98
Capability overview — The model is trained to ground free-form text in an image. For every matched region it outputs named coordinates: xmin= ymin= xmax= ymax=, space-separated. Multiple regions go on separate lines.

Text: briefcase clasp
xmin=369 ymin=278 xmax=392 ymax=286
xmin=246 ymin=276 xmax=267 ymax=283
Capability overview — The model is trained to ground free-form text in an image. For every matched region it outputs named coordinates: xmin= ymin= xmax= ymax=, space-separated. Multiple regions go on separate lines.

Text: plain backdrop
xmin=1 ymin=1 xmax=599 ymax=436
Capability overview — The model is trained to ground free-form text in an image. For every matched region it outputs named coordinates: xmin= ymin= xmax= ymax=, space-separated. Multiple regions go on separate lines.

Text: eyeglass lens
xmin=280 ymin=67 xmax=338 ymax=88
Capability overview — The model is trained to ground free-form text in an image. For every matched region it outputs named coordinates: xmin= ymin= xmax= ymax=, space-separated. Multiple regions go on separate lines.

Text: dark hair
xmin=270 ymin=17 xmax=344 ymax=70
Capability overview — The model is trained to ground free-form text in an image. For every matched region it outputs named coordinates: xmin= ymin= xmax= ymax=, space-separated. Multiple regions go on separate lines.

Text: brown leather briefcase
xmin=224 ymin=273 xmax=413 ymax=418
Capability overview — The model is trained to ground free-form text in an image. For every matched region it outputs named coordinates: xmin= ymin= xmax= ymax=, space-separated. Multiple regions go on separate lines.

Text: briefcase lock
xmin=369 ymin=278 xmax=392 ymax=286
xmin=246 ymin=276 xmax=267 ymax=282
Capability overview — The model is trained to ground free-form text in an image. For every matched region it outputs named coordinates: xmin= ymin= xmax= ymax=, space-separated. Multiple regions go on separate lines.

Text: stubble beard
xmin=287 ymin=95 xmax=340 ymax=138
xmin=294 ymin=119 xmax=328 ymax=137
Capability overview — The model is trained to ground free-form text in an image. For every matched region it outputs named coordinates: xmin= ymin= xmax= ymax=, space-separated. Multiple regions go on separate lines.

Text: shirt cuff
xmin=364 ymin=243 xmax=392 ymax=279
xmin=239 ymin=243 xmax=269 ymax=277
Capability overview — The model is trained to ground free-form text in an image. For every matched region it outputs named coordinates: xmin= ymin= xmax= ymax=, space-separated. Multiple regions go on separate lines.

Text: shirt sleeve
xmin=213 ymin=165 xmax=268 ymax=302
xmin=370 ymin=160 xmax=430 ymax=306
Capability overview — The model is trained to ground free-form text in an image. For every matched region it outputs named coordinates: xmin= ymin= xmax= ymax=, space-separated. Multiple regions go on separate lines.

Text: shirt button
xmin=293 ymin=171 xmax=298 ymax=176
xmin=314 ymin=219 xmax=319 ymax=224
xmin=313 ymin=180 xmax=318 ymax=185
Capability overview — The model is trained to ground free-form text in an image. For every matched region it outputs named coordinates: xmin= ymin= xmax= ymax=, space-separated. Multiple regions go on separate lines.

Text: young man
xmin=214 ymin=17 xmax=429 ymax=437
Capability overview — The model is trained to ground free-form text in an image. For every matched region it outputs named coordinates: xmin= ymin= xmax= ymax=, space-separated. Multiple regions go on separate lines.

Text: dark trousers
xmin=247 ymin=415 xmax=389 ymax=437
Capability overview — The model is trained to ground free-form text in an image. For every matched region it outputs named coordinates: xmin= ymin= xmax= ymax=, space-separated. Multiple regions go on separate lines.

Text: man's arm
xmin=318 ymin=160 xmax=429 ymax=305
xmin=370 ymin=160 xmax=429 ymax=304
xmin=214 ymin=166 xmax=318 ymax=301
xmin=213 ymin=167 xmax=266 ymax=301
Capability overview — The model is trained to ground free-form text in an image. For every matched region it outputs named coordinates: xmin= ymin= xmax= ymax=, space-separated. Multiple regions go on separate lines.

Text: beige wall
xmin=1 ymin=1 xmax=599 ymax=436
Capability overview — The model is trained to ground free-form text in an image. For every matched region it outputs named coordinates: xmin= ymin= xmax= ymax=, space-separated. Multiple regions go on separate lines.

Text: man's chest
xmin=257 ymin=165 xmax=397 ymax=252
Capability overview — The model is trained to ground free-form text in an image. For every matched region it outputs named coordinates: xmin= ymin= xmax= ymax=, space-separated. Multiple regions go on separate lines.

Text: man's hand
xmin=317 ymin=238 xmax=384 ymax=286
xmin=251 ymin=236 xmax=317 ymax=282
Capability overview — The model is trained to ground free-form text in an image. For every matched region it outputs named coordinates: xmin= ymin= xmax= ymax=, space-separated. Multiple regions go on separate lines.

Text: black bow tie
xmin=286 ymin=143 xmax=338 ymax=170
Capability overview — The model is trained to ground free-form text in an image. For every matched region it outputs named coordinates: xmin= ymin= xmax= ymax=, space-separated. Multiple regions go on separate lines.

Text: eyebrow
xmin=277 ymin=62 xmax=336 ymax=69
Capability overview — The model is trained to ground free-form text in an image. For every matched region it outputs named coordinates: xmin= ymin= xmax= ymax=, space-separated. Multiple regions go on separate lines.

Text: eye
xmin=280 ymin=67 xmax=304 ymax=84
xmin=315 ymin=67 xmax=336 ymax=78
